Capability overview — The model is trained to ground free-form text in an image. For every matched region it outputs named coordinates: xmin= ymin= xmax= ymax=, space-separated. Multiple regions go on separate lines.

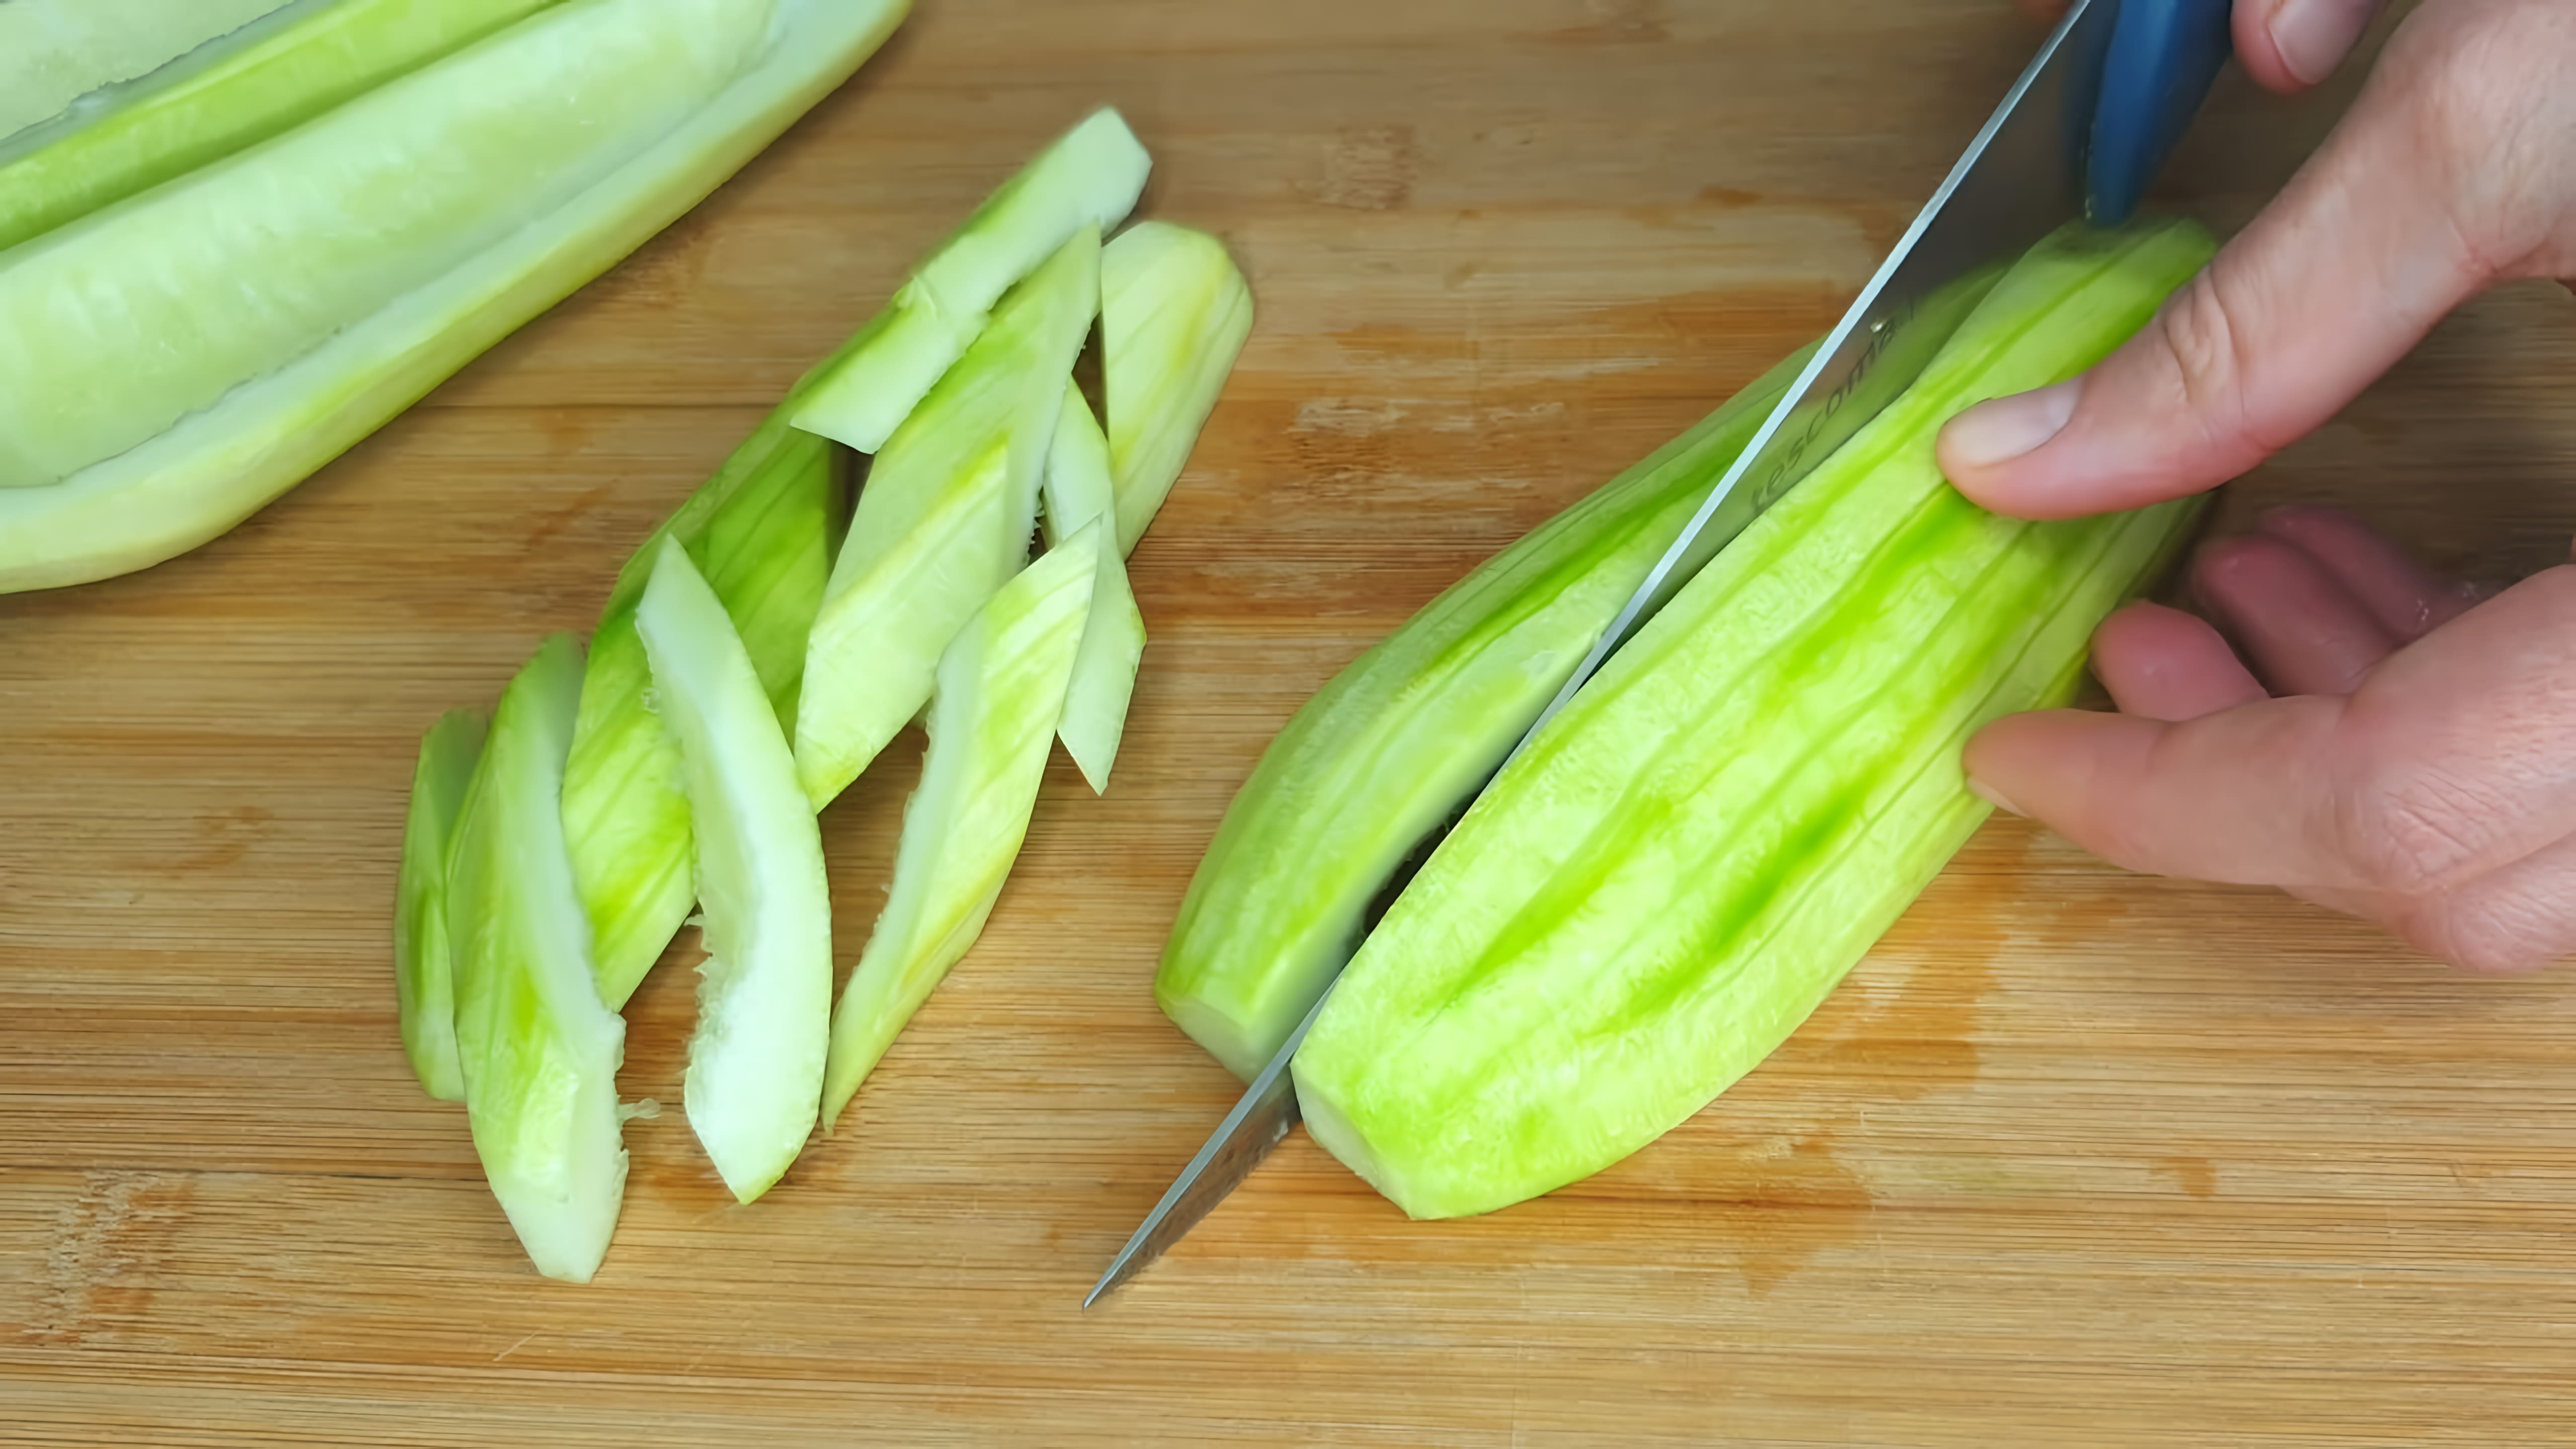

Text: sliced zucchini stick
xmin=788 ymin=108 xmax=1148 ymax=455
xmin=394 ymin=705 xmax=489 ymax=1102
xmin=1038 ymin=381 xmax=1146 ymax=793
xmin=1099 ymin=221 xmax=1253 ymax=553
xmin=793 ymin=224 xmax=1099 ymax=809
xmin=445 ymin=633 xmax=630 ymax=1282
xmin=634 ymin=537 xmax=832 ymax=1204
xmin=821 ymin=526 xmax=1099 ymax=1126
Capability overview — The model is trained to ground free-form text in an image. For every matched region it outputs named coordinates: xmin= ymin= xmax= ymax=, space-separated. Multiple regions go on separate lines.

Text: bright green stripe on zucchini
xmin=564 ymin=403 xmax=845 ymax=1012
xmin=0 ymin=0 xmax=772 ymax=492
xmin=791 ymin=109 xmax=1148 ymax=455
xmin=395 ymin=705 xmax=489 ymax=1102
xmin=634 ymin=537 xmax=832 ymax=1204
xmin=1153 ymin=341 xmax=1816 ymax=1081
xmin=0 ymin=0 xmax=567 ymax=255
xmin=446 ymin=633 xmax=631 ymax=1282
xmin=795 ymin=224 xmax=1101 ymax=810
xmin=1041 ymin=381 xmax=1148 ymax=792
xmin=1290 ymin=217 xmax=2215 ymax=1222
xmin=822 ymin=526 xmax=1099 ymax=1126
xmin=1100 ymin=221 xmax=1253 ymax=554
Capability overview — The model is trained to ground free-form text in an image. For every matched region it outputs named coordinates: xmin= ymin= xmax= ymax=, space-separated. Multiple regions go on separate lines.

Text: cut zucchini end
xmin=785 ymin=105 xmax=1146 ymax=459
xmin=1101 ymin=219 xmax=1254 ymax=554
xmin=1286 ymin=1057 xmax=1425 ymax=1218
xmin=1056 ymin=508 xmax=1146 ymax=794
xmin=1151 ymin=983 xmax=1270 ymax=1085
xmin=788 ymin=285 xmax=986 ymax=455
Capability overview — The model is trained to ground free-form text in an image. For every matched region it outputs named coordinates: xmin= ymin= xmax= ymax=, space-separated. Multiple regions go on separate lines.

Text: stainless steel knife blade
xmin=1084 ymin=988 xmax=1331 ymax=1309
xmin=1500 ymin=0 xmax=2118 ymax=768
xmin=1088 ymin=0 xmax=2124 ymax=1307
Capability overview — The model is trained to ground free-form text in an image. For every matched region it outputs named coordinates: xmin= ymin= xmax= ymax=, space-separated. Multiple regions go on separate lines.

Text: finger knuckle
xmin=2150 ymin=274 xmax=2260 ymax=451
xmin=2377 ymin=0 xmax=2576 ymax=278
xmin=2389 ymin=894 xmax=2562 ymax=976
xmin=2339 ymin=768 xmax=2501 ymax=894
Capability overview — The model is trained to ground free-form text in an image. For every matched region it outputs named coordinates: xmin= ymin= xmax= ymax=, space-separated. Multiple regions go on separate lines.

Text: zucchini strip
xmin=446 ymin=633 xmax=631 ymax=1281
xmin=634 ymin=537 xmax=832 ymax=1204
xmin=394 ymin=705 xmax=490 ymax=1102
xmin=821 ymin=526 xmax=1099 ymax=1125
xmin=1039 ymin=382 xmax=1147 ymax=793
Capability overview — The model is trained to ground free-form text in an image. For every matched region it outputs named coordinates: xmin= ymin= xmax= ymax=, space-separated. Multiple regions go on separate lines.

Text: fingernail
xmin=1968 ymin=777 xmax=2025 ymax=817
xmin=1943 ymin=380 xmax=2080 ymax=471
xmin=2272 ymin=0 xmax=2376 ymax=87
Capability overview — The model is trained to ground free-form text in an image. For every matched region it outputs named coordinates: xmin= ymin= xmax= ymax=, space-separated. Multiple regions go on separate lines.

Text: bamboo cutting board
xmin=8 ymin=1 xmax=2576 ymax=1442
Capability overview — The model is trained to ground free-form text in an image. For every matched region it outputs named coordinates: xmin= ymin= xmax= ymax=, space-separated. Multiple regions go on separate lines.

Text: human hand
xmin=1966 ymin=504 xmax=2576 ymax=973
xmin=1935 ymin=0 xmax=2576 ymax=971
xmin=1952 ymin=0 xmax=2576 ymax=517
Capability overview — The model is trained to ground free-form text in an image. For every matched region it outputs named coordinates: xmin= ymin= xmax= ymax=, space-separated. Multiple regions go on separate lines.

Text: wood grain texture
xmin=8 ymin=0 xmax=2576 ymax=1442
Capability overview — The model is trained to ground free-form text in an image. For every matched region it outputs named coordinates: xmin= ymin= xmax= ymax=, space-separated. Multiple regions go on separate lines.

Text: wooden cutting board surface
xmin=8 ymin=1 xmax=2576 ymax=1442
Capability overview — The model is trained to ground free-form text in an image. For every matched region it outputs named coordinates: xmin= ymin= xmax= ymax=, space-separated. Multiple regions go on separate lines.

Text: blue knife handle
xmin=2086 ymin=0 xmax=2235 ymax=224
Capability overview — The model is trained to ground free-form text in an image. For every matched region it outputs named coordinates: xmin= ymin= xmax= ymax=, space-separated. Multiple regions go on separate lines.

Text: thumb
xmin=2234 ymin=0 xmax=2387 ymax=92
xmin=1934 ymin=7 xmax=2488 ymax=521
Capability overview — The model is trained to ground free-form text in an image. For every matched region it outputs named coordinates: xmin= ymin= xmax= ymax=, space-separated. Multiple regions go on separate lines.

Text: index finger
xmin=1967 ymin=693 xmax=2369 ymax=890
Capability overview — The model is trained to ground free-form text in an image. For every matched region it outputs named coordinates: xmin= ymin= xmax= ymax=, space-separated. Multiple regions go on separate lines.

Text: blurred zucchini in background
xmin=0 ymin=0 xmax=568 ymax=254
xmin=0 ymin=0 xmax=908 ymax=593
xmin=0 ymin=0 xmax=298 ymax=138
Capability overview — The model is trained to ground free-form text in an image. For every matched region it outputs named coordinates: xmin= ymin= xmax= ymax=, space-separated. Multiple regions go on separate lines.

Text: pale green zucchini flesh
xmin=0 ymin=0 xmax=908 ymax=593
xmin=793 ymin=224 xmax=1101 ymax=810
xmin=1040 ymin=381 xmax=1147 ymax=792
xmin=634 ymin=537 xmax=833 ymax=1204
xmin=1289 ymin=218 xmax=2217 ymax=1221
xmin=790 ymin=108 xmax=1150 ymax=455
xmin=821 ymin=527 xmax=1099 ymax=1126
xmin=444 ymin=633 xmax=631 ymax=1282
xmin=394 ymin=705 xmax=490 ymax=1102
xmin=1100 ymin=221 xmax=1253 ymax=553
